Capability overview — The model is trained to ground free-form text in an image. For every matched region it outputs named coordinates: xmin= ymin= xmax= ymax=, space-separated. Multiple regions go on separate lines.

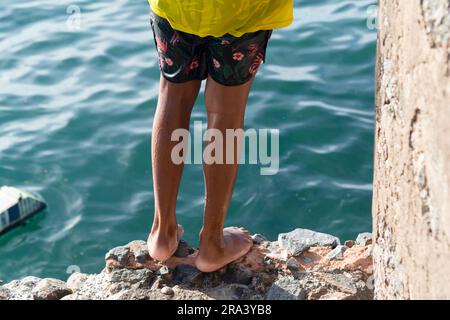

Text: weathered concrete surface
xmin=374 ymin=0 xmax=450 ymax=299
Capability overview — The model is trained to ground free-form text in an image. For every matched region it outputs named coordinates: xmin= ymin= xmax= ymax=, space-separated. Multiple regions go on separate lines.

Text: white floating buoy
xmin=0 ymin=186 xmax=46 ymax=235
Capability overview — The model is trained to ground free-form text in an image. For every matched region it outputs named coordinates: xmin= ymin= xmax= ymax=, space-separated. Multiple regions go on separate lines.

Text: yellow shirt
xmin=148 ymin=0 xmax=294 ymax=37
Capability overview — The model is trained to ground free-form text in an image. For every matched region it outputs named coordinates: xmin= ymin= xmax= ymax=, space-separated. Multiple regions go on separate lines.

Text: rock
xmin=134 ymin=249 xmax=150 ymax=264
xmin=319 ymin=272 xmax=358 ymax=296
xmin=155 ymin=266 xmax=172 ymax=281
xmin=207 ymin=284 xmax=252 ymax=300
xmin=60 ymin=293 xmax=89 ymax=300
xmin=108 ymin=268 xmax=153 ymax=286
xmin=127 ymin=240 xmax=146 ymax=247
xmin=356 ymin=233 xmax=372 ymax=246
xmin=1 ymin=288 xmax=34 ymax=300
xmin=326 ymin=245 xmax=348 ymax=261
xmin=173 ymin=265 xmax=203 ymax=286
xmin=223 ymin=264 xmax=253 ymax=285
xmin=105 ymin=246 xmax=130 ymax=266
xmin=263 ymin=256 xmax=273 ymax=265
xmin=126 ymin=240 xmax=149 ymax=263
xmin=252 ymin=234 xmax=268 ymax=244
xmin=174 ymin=240 xmax=195 ymax=258
xmin=344 ymin=240 xmax=354 ymax=248
xmin=32 ymin=278 xmax=72 ymax=300
xmin=156 ymin=266 xmax=170 ymax=276
xmin=266 ymin=276 xmax=307 ymax=300
xmin=5 ymin=276 xmax=40 ymax=291
xmin=367 ymin=245 xmax=373 ymax=256
xmin=161 ymin=286 xmax=174 ymax=296
xmin=150 ymin=277 xmax=163 ymax=290
xmin=66 ymin=272 xmax=89 ymax=292
xmin=286 ymin=257 xmax=299 ymax=271
xmin=319 ymin=292 xmax=355 ymax=300
xmin=265 ymin=241 xmax=288 ymax=261
xmin=107 ymin=288 xmax=164 ymax=300
xmin=278 ymin=228 xmax=340 ymax=256
xmin=302 ymin=256 xmax=313 ymax=264
xmin=2 ymin=276 xmax=41 ymax=300
xmin=0 ymin=287 xmax=11 ymax=300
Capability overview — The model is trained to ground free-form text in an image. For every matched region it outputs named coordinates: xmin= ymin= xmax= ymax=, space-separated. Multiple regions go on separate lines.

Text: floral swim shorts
xmin=150 ymin=11 xmax=272 ymax=86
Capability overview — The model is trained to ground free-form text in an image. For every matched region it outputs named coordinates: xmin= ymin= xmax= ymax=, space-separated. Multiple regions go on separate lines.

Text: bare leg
xmin=148 ymin=76 xmax=201 ymax=261
xmin=195 ymin=76 xmax=254 ymax=272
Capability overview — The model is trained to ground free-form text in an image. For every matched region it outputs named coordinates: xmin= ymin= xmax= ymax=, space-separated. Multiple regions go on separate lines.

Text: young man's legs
xmin=195 ymin=76 xmax=254 ymax=272
xmin=148 ymin=75 xmax=255 ymax=269
xmin=147 ymin=76 xmax=201 ymax=261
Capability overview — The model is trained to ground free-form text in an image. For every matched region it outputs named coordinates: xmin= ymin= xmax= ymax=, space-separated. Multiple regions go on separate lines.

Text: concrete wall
xmin=373 ymin=0 xmax=450 ymax=299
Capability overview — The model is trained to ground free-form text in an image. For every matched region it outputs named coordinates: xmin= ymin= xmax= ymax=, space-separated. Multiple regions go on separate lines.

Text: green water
xmin=0 ymin=0 xmax=376 ymax=281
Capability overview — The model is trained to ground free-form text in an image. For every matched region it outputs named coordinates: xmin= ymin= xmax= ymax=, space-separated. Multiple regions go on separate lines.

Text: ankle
xmin=151 ymin=222 xmax=177 ymax=238
xmin=199 ymin=229 xmax=224 ymax=247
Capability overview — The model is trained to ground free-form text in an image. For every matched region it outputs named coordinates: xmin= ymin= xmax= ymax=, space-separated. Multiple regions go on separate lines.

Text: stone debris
xmin=325 ymin=245 xmax=348 ymax=261
xmin=66 ymin=272 xmax=89 ymax=292
xmin=251 ymin=234 xmax=268 ymax=244
xmin=0 ymin=229 xmax=373 ymax=300
xmin=278 ymin=228 xmax=340 ymax=256
xmin=174 ymin=240 xmax=196 ymax=258
xmin=266 ymin=276 xmax=307 ymax=300
xmin=105 ymin=246 xmax=130 ymax=266
xmin=344 ymin=240 xmax=354 ymax=248
xmin=32 ymin=278 xmax=72 ymax=300
xmin=356 ymin=233 xmax=372 ymax=246
xmin=161 ymin=286 xmax=174 ymax=296
xmin=286 ymin=257 xmax=299 ymax=271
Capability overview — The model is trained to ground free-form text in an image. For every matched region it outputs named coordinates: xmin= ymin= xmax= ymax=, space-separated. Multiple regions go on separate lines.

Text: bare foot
xmin=195 ymin=227 xmax=253 ymax=273
xmin=147 ymin=224 xmax=184 ymax=262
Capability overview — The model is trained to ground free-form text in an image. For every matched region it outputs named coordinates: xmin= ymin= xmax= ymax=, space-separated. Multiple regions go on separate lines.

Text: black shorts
xmin=150 ymin=11 xmax=272 ymax=86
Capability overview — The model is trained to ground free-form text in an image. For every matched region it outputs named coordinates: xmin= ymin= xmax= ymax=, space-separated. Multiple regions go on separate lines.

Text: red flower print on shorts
xmin=248 ymin=44 xmax=259 ymax=58
xmin=232 ymin=52 xmax=245 ymax=61
xmin=249 ymin=53 xmax=264 ymax=75
xmin=221 ymin=40 xmax=231 ymax=45
xmin=190 ymin=57 xmax=199 ymax=70
xmin=158 ymin=55 xmax=165 ymax=68
xmin=184 ymin=56 xmax=200 ymax=74
xmin=213 ymin=58 xmax=221 ymax=69
xmin=156 ymin=36 xmax=167 ymax=53
xmin=165 ymin=57 xmax=173 ymax=66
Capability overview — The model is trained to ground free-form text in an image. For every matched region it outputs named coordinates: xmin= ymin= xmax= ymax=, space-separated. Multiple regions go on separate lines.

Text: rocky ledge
xmin=0 ymin=228 xmax=373 ymax=300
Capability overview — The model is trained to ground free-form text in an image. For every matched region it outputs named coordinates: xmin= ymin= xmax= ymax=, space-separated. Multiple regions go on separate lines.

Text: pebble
xmin=325 ymin=245 xmax=348 ymax=261
xmin=286 ymin=257 xmax=299 ymax=271
xmin=251 ymin=234 xmax=268 ymax=244
xmin=133 ymin=248 xmax=150 ymax=264
xmin=104 ymin=246 xmax=130 ymax=266
xmin=161 ymin=286 xmax=174 ymax=296
xmin=344 ymin=240 xmax=354 ymax=248
xmin=174 ymin=240 xmax=195 ymax=258
xmin=356 ymin=233 xmax=372 ymax=246
xmin=150 ymin=278 xmax=163 ymax=290
xmin=156 ymin=266 xmax=170 ymax=276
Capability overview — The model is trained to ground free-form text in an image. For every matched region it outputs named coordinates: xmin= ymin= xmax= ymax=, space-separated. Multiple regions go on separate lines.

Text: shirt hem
xmin=150 ymin=4 xmax=293 ymax=38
